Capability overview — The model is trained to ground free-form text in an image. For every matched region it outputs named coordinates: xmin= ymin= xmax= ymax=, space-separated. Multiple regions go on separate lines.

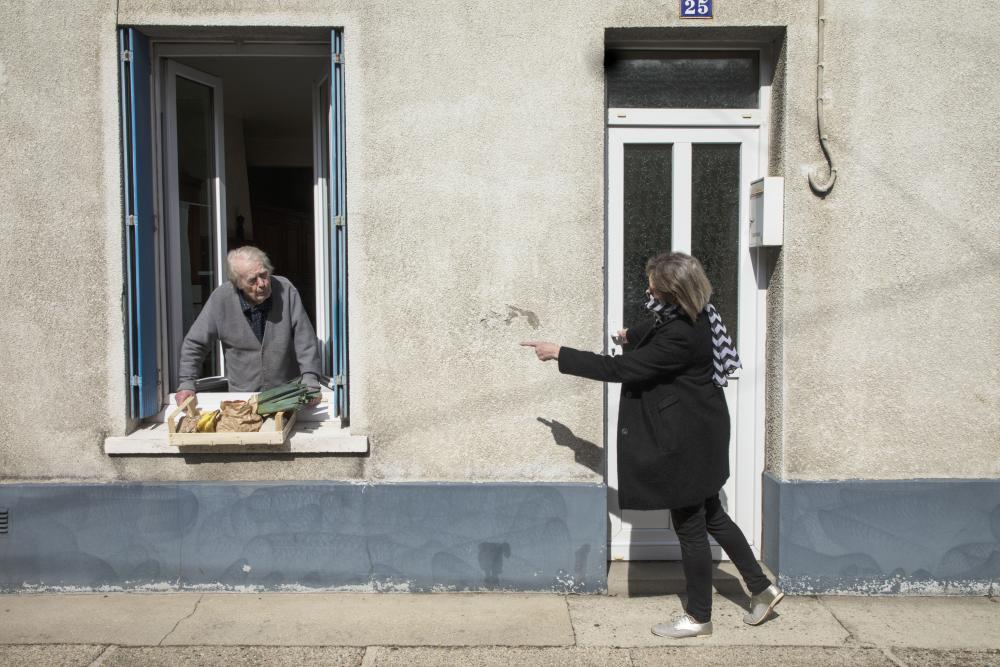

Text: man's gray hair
xmin=226 ymin=246 xmax=274 ymax=284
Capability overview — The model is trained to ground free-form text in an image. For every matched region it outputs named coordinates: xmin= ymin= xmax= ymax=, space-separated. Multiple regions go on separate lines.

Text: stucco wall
xmin=779 ymin=2 xmax=1000 ymax=479
xmin=0 ymin=0 xmax=127 ymax=480
xmin=0 ymin=0 xmax=996 ymax=483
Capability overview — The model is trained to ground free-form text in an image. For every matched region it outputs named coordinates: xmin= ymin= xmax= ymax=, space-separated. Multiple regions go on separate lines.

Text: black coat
xmin=558 ymin=312 xmax=730 ymax=511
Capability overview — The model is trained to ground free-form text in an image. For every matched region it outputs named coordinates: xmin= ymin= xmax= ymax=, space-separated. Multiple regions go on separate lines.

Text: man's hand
xmin=175 ymin=389 xmax=196 ymax=407
xmin=520 ymin=340 xmax=561 ymax=361
xmin=306 ymin=395 xmax=322 ymax=407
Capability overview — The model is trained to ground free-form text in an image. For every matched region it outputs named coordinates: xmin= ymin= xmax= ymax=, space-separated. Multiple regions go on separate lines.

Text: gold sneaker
xmin=744 ymin=584 xmax=784 ymax=625
xmin=651 ymin=613 xmax=713 ymax=638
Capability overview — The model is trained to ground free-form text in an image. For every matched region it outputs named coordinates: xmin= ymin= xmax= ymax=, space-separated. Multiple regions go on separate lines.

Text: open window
xmin=115 ymin=28 xmax=354 ymax=451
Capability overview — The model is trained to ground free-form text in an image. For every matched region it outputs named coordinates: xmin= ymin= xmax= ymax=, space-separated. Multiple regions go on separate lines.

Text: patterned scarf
xmin=644 ymin=293 xmax=742 ymax=387
xmin=706 ymin=303 xmax=741 ymax=387
xmin=644 ymin=290 xmax=677 ymax=323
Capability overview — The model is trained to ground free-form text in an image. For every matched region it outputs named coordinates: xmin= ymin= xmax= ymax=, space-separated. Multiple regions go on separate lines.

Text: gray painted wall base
xmin=763 ymin=473 xmax=1000 ymax=594
xmin=0 ymin=482 xmax=607 ymax=593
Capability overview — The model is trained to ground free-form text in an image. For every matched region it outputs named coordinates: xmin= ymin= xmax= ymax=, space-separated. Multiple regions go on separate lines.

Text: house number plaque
xmin=680 ymin=0 xmax=713 ymax=18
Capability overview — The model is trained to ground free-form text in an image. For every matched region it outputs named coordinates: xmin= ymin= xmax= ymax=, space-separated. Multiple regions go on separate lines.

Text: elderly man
xmin=174 ymin=246 xmax=322 ymax=406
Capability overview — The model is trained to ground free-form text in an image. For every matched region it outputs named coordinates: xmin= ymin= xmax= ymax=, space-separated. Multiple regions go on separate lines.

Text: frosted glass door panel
xmin=622 ymin=144 xmax=672 ymax=329
xmin=691 ymin=143 xmax=741 ymax=348
xmin=607 ymin=51 xmax=759 ymax=109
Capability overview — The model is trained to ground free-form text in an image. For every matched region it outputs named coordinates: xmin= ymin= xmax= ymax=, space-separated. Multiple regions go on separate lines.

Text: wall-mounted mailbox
xmin=749 ymin=176 xmax=784 ymax=247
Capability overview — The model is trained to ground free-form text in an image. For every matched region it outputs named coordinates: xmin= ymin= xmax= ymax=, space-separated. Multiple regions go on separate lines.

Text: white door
xmin=606 ymin=126 xmax=763 ymax=560
xmin=162 ymin=61 xmax=227 ymax=390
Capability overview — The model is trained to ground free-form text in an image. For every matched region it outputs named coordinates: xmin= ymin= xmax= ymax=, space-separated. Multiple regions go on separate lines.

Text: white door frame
xmin=162 ymin=60 xmax=227 ymax=385
xmin=605 ymin=124 xmax=764 ymax=561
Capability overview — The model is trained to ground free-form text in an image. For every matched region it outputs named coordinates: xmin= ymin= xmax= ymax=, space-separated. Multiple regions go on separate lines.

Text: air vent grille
xmin=0 ymin=508 xmax=8 ymax=535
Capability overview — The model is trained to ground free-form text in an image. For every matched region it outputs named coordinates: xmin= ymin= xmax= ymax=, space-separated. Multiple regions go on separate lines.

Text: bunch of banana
xmin=196 ymin=410 xmax=220 ymax=433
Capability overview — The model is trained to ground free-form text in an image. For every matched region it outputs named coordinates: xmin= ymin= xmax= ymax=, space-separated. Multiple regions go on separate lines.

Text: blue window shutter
xmin=119 ymin=28 xmax=159 ymax=419
xmin=331 ymin=29 xmax=349 ymax=420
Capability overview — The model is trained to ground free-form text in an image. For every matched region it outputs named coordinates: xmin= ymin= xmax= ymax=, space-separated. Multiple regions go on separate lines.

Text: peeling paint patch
xmin=8 ymin=578 xmax=605 ymax=595
xmin=778 ymin=575 xmax=995 ymax=596
xmin=553 ymin=570 xmax=589 ymax=593
xmin=505 ymin=306 xmax=540 ymax=329
xmin=480 ymin=306 xmax=541 ymax=329
xmin=17 ymin=581 xmax=177 ymax=594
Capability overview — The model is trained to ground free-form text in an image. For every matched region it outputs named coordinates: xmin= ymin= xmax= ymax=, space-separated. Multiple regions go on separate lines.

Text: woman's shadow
xmin=536 ymin=417 xmax=603 ymax=475
xmin=536 ymin=418 xmax=761 ymax=616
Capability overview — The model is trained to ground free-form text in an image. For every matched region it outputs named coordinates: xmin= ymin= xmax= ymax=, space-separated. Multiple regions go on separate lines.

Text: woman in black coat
xmin=522 ymin=252 xmax=783 ymax=638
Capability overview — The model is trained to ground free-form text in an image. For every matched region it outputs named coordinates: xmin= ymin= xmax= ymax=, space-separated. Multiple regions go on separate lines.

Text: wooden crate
xmin=166 ymin=396 xmax=297 ymax=446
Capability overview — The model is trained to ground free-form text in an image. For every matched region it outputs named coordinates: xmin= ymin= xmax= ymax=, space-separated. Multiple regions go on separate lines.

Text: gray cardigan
xmin=177 ymin=276 xmax=322 ymax=392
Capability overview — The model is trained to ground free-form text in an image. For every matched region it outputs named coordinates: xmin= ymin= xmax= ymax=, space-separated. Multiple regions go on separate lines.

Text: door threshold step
xmin=607 ymin=560 xmax=775 ymax=597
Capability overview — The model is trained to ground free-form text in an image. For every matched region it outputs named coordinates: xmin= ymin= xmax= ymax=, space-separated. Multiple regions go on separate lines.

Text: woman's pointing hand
xmin=520 ymin=340 xmax=561 ymax=361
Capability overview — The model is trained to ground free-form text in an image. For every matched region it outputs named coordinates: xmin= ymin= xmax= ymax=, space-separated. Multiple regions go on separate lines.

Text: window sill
xmin=104 ymin=391 xmax=368 ymax=455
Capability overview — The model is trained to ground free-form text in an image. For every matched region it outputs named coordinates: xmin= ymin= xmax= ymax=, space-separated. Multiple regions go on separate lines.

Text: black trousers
xmin=670 ymin=493 xmax=772 ymax=623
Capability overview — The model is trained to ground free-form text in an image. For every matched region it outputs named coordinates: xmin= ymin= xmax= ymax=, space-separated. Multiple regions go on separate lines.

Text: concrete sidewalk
xmin=2 ymin=587 xmax=998 ymax=666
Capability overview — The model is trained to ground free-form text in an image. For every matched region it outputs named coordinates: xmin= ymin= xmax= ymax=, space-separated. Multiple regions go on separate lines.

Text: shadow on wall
xmin=537 ymin=417 xmax=604 ymax=475
xmin=0 ymin=483 xmax=607 ymax=593
xmin=774 ymin=478 xmax=1000 ymax=593
xmin=479 ymin=541 xmax=511 ymax=588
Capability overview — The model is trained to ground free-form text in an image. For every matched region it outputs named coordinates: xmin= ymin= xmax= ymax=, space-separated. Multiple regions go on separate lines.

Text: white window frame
xmin=312 ymin=70 xmax=334 ymax=376
xmin=161 ymin=60 xmax=229 ymax=388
